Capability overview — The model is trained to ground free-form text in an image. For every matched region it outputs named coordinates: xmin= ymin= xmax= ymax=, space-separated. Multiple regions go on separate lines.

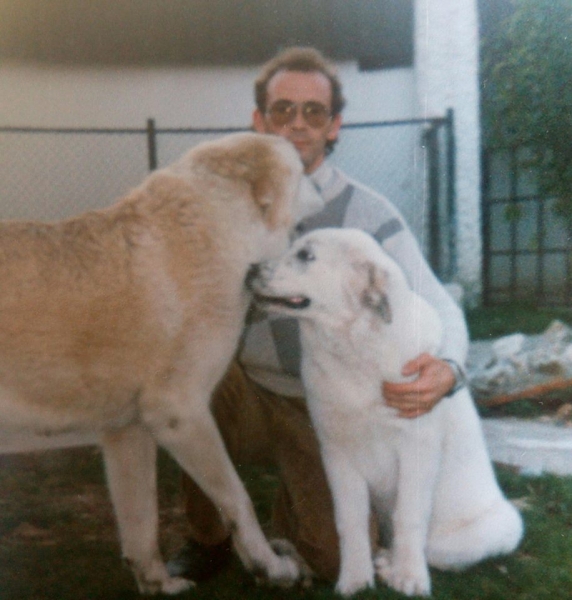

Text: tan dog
xmin=0 ymin=133 xmax=310 ymax=595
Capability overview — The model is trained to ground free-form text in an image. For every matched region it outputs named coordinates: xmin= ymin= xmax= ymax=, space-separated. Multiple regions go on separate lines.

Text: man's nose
xmin=290 ymin=108 xmax=307 ymax=128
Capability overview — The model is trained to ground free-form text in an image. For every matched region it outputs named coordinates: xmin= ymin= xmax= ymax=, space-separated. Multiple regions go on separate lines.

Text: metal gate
xmin=482 ymin=146 xmax=572 ymax=306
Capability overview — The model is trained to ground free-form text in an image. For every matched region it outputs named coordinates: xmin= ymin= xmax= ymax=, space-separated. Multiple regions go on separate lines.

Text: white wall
xmin=415 ymin=0 xmax=482 ymax=305
xmin=0 ymin=60 xmax=415 ymax=129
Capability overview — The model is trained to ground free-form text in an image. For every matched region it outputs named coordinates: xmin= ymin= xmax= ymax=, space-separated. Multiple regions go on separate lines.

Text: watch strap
xmin=442 ymin=359 xmax=467 ymax=397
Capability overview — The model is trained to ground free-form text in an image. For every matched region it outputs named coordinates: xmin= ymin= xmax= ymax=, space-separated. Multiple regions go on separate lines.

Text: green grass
xmin=0 ymin=303 xmax=571 ymax=599
xmin=193 ymin=467 xmax=572 ymax=600
xmin=2 ymin=450 xmax=570 ymax=600
xmin=466 ymin=302 xmax=572 ymax=340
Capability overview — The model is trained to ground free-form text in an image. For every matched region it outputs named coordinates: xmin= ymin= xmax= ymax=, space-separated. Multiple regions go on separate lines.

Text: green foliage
xmin=481 ymin=0 xmax=572 ymax=222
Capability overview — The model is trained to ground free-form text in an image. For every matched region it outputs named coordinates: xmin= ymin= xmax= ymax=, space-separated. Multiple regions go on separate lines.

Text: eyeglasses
xmin=266 ymin=100 xmax=332 ymax=129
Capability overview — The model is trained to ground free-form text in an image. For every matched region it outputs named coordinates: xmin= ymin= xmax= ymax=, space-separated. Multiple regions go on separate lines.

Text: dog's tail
xmin=426 ymin=498 xmax=523 ymax=571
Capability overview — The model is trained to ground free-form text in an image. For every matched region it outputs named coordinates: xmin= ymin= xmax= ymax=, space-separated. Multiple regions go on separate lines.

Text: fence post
xmin=481 ymin=148 xmax=491 ymax=306
xmin=147 ymin=118 xmax=158 ymax=171
xmin=424 ymin=123 xmax=441 ymax=276
xmin=445 ymin=108 xmax=456 ymax=279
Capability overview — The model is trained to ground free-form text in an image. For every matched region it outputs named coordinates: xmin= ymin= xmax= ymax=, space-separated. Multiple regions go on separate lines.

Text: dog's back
xmin=0 ymin=132 xmax=298 ymax=434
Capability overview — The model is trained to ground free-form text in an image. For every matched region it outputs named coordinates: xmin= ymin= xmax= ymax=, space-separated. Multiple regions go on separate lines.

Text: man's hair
xmin=254 ymin=47 xmax=346 ymax=117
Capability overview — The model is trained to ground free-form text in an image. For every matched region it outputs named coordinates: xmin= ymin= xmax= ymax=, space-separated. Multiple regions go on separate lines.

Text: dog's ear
xmin=360 ymin=262 xmax=392 ymax=324
xmin=195 ymin=135 xmax=291 ymax=229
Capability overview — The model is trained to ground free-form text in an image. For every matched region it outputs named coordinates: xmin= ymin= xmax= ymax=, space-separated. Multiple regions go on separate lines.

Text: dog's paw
xmin=335 ymin=573 xmax=374 ymax=597
xmin=252 ymin=547 xmax=300 ymax=588
xmin=159 ymin=576 xmax=196 ymax=595
xmin=335 ymin=560 xmax=375 ymax=597
xmin=270 ymin=539 xmax=314 ymax=587
xmin=136 ymin=573 xmax=194 ymax=596
xmin=129 ymin=557 xmax=195 ymax=596
xmin=374 ymin=549 xmax=431 ymax=597
xmin=373 ymin=547 xmax=391 ymax=573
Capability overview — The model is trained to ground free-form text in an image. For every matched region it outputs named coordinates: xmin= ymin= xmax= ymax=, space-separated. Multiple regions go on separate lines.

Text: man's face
xmin=253 ymin=70 xmax=342 ymax=174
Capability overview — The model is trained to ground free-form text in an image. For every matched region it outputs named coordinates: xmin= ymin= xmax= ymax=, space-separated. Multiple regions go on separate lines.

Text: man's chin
xmin=290 ymin=140 xmax=308 ymax=153
xmin=297 ymin=150 xmax=323 ymax=173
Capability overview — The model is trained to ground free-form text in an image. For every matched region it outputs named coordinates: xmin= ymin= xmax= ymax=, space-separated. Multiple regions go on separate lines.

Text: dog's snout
xmin=245 ymin=263 xmax=261 ymax=290
xmin=259 ymin=261 xmax=275 ymax=279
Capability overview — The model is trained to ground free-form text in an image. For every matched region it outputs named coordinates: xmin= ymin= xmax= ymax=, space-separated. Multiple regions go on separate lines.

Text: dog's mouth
xmin=254 ymin=293 xmax=311 ymax=310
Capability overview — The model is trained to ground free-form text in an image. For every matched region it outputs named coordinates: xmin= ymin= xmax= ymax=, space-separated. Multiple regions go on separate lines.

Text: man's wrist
xmin=442 ymin=359 xmax=467 ymax=397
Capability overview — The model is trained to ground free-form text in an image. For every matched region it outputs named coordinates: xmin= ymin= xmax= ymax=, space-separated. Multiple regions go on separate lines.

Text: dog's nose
xmin=245 ymin=261 xmax=276 ymax=291
xmin=245 ymin=263 xmax=261 ymax=291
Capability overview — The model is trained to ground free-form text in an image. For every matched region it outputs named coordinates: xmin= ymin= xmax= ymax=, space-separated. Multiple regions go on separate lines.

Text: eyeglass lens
xmin=267 ymin=101 xmax=331 ymax=128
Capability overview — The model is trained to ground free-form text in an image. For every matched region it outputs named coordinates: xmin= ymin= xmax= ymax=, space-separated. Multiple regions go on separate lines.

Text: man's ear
xmin=326 ymin=113 xmax=342 ymax=144
xmin=360 ymin=262 xmax=392 ymax=324
xmin=252 ymin=109 xmax=267 ymax=133
xmin=195 ymin=134 xmax=288 ymax=229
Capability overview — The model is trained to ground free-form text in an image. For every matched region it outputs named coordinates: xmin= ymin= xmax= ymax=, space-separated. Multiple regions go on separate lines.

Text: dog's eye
xmin=296 ymin=247 xmax=315 ymax=263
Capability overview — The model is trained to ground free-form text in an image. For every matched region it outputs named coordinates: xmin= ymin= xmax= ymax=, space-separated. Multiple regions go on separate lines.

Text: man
xmin=168 ymin=47 xmax=469 ymax=583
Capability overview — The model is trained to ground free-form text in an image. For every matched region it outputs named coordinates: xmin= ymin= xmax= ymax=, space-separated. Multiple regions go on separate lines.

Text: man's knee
xmin=209 ymin=361 xmax=274 ymax=465
xmin=272 ymin=482 xmax=341 ymax=582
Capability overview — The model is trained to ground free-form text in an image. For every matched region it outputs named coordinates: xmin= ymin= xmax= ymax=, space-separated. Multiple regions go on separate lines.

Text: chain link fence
xmin=0 ymin=128 xmax=149 ymax=221
xmin=0 ymin=116 xmax=454 ymax=278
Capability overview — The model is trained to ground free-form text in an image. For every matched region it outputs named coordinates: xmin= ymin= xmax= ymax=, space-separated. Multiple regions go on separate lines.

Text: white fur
xmin=254 ymin=228 xmax=523 ymax=597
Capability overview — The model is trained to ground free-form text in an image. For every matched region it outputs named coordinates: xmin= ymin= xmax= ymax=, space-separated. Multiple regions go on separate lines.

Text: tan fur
xmin=0 ymin=132 xmax=305 ymax=595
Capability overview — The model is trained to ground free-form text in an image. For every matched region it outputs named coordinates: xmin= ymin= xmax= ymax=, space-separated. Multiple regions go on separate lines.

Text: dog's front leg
xmin=375 ymin=434 xmax=439 ymax=597
xmin=322 ymin=444 xmax=374 ymax=596
xmin=101 ymin=424 xmax=192 ymax=595
xmin=151 ymin=404 xmax=300 ymax=587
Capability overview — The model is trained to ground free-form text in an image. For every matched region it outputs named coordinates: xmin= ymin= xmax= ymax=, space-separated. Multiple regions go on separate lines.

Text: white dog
xmin=253 ymin=228 xmax=523 ymax=597
xmin=0 ymin=133 xmax=317 ymax=595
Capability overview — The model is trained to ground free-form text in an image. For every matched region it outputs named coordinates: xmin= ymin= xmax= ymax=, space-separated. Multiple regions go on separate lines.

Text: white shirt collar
xmin=309 ymin=160 xmax=336 ymax=193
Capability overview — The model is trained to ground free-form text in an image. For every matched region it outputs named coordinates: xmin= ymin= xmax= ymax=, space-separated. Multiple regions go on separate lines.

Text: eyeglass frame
xmin=264 ymin=100 xmax=333 ymax=129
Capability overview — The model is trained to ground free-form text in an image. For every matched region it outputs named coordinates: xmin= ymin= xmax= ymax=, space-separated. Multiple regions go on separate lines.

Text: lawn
xmin=0 ymin=303 xmax=570 ymax=599
xmin=465 ymin=302 xmax=572 ymax=341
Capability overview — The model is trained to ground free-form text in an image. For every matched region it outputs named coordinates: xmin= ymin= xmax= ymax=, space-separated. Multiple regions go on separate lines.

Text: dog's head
xmin=252 ymin=228 xmax=407 ymax=326
xmin=189 ymin=133 xmax=321 ymax=263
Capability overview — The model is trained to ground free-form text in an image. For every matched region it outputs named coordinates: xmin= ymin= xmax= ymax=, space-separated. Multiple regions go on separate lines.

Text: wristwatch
xmin=442 ymin=359 xmax=467 ymax=397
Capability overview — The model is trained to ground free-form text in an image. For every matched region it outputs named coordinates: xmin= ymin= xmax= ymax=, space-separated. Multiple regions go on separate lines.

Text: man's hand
xmin=382 ymin=353 xmax=456 ymax=419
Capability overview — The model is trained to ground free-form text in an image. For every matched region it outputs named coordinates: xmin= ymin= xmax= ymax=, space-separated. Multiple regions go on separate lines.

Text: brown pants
xmin=181 ymin=360 xmax=359 ymax=581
